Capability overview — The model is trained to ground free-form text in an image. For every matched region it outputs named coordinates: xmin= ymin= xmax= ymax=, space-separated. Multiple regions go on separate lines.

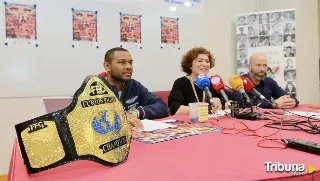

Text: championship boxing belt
xmin=15 ymin=75 xmax=131 ymax=174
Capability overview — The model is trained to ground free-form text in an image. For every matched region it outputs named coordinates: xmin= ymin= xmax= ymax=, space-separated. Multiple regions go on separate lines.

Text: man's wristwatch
xmin=130 ymin=109 xmax=140 ymax=118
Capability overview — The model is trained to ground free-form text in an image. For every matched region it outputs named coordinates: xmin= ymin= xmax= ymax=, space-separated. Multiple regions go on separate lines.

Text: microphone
xmin=229 ymin=75 xmax=251 ymax=106
xmin=210 ymin=75 xmax=231 ymax=108
xmin=195 ymin=74 xmax=215 ymax=107
xmin=240 ymin=76 xmax=274 ymax=107
xmin=229 ymin=75 xmax=261 ymax=120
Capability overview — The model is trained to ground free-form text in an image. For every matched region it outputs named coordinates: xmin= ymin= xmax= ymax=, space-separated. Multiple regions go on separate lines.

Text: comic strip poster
xmin=236 ymin=9 xmax=296 ymax=97
xmin=5 ymin=3 xmax=37 ymax=40
xmin=120 ymin=13 xmax=141 ymax=44
xmin=131 ymin=121 xmax=220 ymax=144
xmin=160 ymin=17 xmax=179 ymax=45
xmin=72 ymin=9 xmax=97 ymax=42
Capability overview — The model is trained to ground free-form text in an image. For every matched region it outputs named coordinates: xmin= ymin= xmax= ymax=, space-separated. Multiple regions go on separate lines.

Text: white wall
xmin=0 ymin=0 xmax=206 ymax=174
xmin=204 ymin=0 xmax=257 ymax=83
xmin=0 ymin=0 xmax=205 ymax=98
xmin=319 ymin=0 xmax=320 ymax=102
xmin=256 ymin=0 xmax=320 ymax=104
xmin=205 ymin=0 xmax=320 ymax=104
xmin=0 ymin=0 xmax=319 ymax=175
xmin=0 ymin=98 xmax=47 ymax=174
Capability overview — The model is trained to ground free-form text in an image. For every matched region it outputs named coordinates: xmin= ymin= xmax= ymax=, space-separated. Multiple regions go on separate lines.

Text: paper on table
xmin=140 ymin=119 xmax=178 ymax=132
xmin=284 ymin=111 xmax=320 ymax=118
xmin=209 ymin=110 xmax=231 ymax=118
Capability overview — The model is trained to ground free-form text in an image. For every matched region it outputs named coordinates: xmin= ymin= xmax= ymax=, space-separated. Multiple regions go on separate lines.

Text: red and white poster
xmin=72 ymin=9 xmax=97 ymax=42
xmin=120 ymin=13 xmax=141 ymax=43
xmin=160 ymin=17 xmax=179 ymax=44
xmin=5 ymin=2 xmax=37 ymax=40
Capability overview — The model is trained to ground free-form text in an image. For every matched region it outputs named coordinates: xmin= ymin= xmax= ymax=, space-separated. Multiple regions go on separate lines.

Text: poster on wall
xmin=72 ymin=8 xmax=98 ymax=49
xmin=120 ymin=12 xmax=142 ymax=49
xmin=235 ymin=9 xmax=296 ymax=97
xmin=160 ymin=16 xmax=180 ymax=49
xmin=4 ymin=2 xmax=38 ymax=47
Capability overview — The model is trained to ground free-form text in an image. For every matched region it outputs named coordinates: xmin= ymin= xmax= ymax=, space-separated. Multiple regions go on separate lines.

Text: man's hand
xmin=126 ymin=112 xmax=144 ymax=130
xmin=274 ymin=95 xmax=296 ymax=109
xmin=281 ymin=95 xmax=296 ymax=109
xmin=210 ymin=98 xmax=222 ymax=113
xmin=274 ymin=96 xmax=286 ymax=108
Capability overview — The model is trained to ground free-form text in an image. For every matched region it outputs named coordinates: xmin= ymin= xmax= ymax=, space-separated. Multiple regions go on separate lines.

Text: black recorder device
xmin=230 ymin=102 xmax=261 ymax=120
xmin=281 ymin=138 xmax=320 ymax=156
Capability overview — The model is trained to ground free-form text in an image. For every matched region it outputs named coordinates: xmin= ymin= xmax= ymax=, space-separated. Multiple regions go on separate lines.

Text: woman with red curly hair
xmin=168 ymin=47 xmax=231 ymax=115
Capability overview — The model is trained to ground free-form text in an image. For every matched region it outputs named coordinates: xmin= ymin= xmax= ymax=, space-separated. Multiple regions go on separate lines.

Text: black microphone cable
xmin=256 ymin=108 xmax=320 ymax=135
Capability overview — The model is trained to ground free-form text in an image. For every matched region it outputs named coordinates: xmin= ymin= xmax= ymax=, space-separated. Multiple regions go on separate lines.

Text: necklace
xmin=187 ymin=75 xmax=205 ymax=102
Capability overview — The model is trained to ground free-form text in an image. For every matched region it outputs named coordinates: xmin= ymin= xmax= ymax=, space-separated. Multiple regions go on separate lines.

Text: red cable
xmin=210 ymin=109 xmax=287 ymax=149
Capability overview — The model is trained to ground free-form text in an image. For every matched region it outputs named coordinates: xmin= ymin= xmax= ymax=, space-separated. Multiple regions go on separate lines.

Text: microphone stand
xmin=253 ymin=95 xmax=258 ymax=107
xmin=221 ymin=98 xmax=226 ymax=110
xmin=234 ymin=94 xmax=261 ymax=120
xmin=250 ymin=99 xmax=254 ymax=113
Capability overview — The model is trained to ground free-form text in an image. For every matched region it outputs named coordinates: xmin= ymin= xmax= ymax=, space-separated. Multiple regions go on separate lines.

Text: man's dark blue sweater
xmin=241 ymin=73 xmax=299 ymax=108
xmin=100 ymin=76 xmax=170 ymax=120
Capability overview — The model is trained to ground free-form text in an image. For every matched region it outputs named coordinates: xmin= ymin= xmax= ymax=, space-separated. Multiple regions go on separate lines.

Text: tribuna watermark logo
xmin=264 ymin=162 xmax=316 ymax=176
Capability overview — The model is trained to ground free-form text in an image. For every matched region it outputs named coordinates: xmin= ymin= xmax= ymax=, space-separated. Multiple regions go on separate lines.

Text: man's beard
xmin=110 ymin=71 xmax=130 ymax=82
xmin=253 ymin=72 xmax=267 ymax=80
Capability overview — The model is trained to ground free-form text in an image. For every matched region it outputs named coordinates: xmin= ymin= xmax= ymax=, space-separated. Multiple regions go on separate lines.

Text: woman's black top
xmin=168 ymin=77 xmax=222 ymax=115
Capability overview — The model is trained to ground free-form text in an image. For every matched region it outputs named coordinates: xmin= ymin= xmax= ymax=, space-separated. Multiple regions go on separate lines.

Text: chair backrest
xmin=153 ymin=91 xmax=170 ymax=106
xmin=43 ymin=97 xmax=73 ymax=113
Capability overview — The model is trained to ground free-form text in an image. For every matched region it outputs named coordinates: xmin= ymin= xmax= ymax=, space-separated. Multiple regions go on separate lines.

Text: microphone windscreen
xmin=210 ymin=75 xmax=225 ymax=93
xmin=240 ymin=76 xmax=255 ymax=92
xmin=195 ymin=74 xmax=210 ymax=91
xmin=229 ymin=75 xmax=244 ymax=91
